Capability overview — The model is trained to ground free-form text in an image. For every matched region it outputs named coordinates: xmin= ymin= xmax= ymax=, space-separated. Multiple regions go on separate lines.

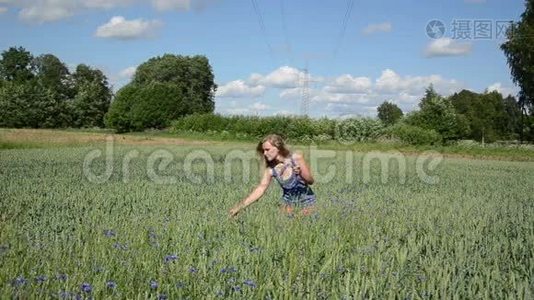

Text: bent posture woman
xmin=229 ymin=134 xmax=316 ymax=217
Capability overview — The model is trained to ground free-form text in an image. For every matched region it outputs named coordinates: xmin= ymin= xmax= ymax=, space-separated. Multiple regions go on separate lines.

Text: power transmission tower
xmin=300 ymin=66 xmax=310 ymax=116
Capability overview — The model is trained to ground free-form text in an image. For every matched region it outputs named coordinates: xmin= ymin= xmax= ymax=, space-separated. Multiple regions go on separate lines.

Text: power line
xmin=280 ymin=0 xmax=293 ymax=65
xmin=251 ymin=0 xmax=275 ymax=59
xmin=333 ymin=0 xmax=355 ymax=57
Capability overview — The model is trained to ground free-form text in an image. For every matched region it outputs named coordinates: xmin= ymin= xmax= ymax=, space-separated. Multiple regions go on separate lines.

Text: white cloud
xmin=119 ymin=66 xmax=137 ymax=79
xmin=425 ymin=38 xmax=472 ymax=57
xmin=221 ymin=67 xmax=467 ymax=116
xmin=152 ymin=0 xmax=190 ymax=11
xmin=216 ymin=80 xmax=266 ymax=98
xmin=397 ymin=92 xmax=419 ymax=104
xmin=279 ymin=87 xmax=302 ymax=100
xmin=250 ymin=66 xmax=307 ymax=89
xmin=313 ymin=90 xmax=372 ymax=105
xmin=5 ymin=0 xmax=209 ymax=23
xmin=220 ymin=101 xmax=269 ymax=115
xmin=325 ymin=103 xmax=378 ymax=117
xmin=84 ymin=0 xmax=134 ymax=9
xmin=362 ymin=22 xmax=392 ymax=35
xmin=487 ymin=82 xmax=519 ymax=97
xmin=95 ymin=16 xmax=163 ymax=40
xmin=250 ymin=102 xmax=269 ymax=111
xmin=151 ymin=0 xmax=217 ymax=11
xmin=375 ymin=69 xmax=462 ymax=96
xmin=19 ymin=0 xmax=77 ymax=22
xmin=0 ymin=7 xmax=7 ymax=13
xmin=224 ymin=107 xmax=251 ymax=115
xmin=323 ymin=74 xmax=372 ymax=94
xmin=12 ymin=0 xmax=132 ymax=23
xmin=274 ymin=110 xmax=293 ymax=116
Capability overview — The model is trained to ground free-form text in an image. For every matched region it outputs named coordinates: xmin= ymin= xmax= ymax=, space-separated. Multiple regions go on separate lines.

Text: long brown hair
xmin=256 ymin=134 xmax=290 ymax=167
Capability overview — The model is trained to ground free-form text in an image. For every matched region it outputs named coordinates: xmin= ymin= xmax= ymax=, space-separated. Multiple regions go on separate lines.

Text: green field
xmin=1 ymin=137 xmax=533 ymax=299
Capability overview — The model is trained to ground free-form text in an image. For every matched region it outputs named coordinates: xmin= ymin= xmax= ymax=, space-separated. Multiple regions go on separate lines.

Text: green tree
xmin=0 ymin=47 xmax=112 ymax=128
xmin=0 ymin=48 xmax=71 ymax=128
xmin=500 ymin=95 xmax=522 ymax=139
xmin=377 ymin=101 xmax=403 ymax=126
xmin=133 ymin=54 xmax=216 ymax=114
xmin=0 ymin=46 xmax=35 ymax=83
xmin=449 ymin=89 xmax=522 ymax=141
xmin=406 ymin=85 xmax=468 ymax=142
xmin=107 ymin=54 xmax=217 ymax=132
xmin=0 ymin=80 xmax=70 ymax=128
xmin=501 ymin=0 xmax=534 ymax=141
xmin=105 ymin=84 xmax=138 ymax=133
xmin=129 ymin=82 xmax=187 ymax=130
xmin=70 ymin=64 xmax=112 ymax=128
xmin=33 ymin=54 xmax=72 ymax=98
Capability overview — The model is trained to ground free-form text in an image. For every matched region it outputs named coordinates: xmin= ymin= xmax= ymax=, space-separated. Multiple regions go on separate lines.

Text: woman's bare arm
xmin=229 ymin=168 xmax=272 ymax=217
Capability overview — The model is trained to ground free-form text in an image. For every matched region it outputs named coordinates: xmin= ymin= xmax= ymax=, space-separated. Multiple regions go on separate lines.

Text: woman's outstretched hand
xmin=229 ymin=206 xmax=240 ymax=218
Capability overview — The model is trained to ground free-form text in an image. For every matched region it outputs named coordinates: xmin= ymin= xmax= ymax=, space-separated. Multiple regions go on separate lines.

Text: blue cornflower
xmin=0 ymin=244 xmax=8 ymax=254
xmin=164 ymin=254 xmax=178 ymax=263
xmin=176 ymin=281 xmax=185 ymax=288
xmin=58 ymin=290 xmax=71 ymax=299
xmin=158 ymin=294 xmax=168 ymax=300
xmin=103 ymin=229 xmax=116 ymax=238
xmin=113 ymin=242 xmax=128 ymax=250
xmin=243 ymin=279 xmax=257 ymax=288
xmin=106 ymin=280 xmax=117 ymax=289
xmin=189 ymin=267 xmax=198 ymax=273
xmin=220 ymin=266 xmax=237 ymax=274
xmin=35 ymin=275 xmax=47 ymax=284
xmin=215 ymin=290 xmax=225 ymax=297
xmin=56 ymin=273 xmax=68 ymax=281
xmin=148 ymin=230 xmax=157 ymax=239
xmin=249 ymin=246 xmax=261 ymax=253
xmin=148 ymin=231 xmax=159 ymax=247
xmin=231 ymin=285 xmax=242 ymax=293
xmin=150 ymin=280 xmax=158 ymax=290
xmin=12 ymin=275 xmax=27 ymax=287
xmin=81 ymin=282 xmax=92 ymax=293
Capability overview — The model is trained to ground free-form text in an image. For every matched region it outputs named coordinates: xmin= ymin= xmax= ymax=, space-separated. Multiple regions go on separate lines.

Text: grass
xmin=1 ymin=142 xmax=533 ymax=298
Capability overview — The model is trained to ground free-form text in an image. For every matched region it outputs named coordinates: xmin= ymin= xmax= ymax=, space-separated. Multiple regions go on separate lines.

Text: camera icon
xmin=426 ymin=20 xmax=445 ymax=39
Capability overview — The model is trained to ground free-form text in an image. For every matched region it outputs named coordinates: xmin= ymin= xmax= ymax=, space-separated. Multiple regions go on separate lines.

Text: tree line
xmin=0 ymin=46 xmax=112 ymax=128
xmin=377 ymin=85 xmax=533 ymax=143
xmin=0 ymin=47 xmax=217 ymax=131
xmin=378 ymin=0 xmax=534 ymax=143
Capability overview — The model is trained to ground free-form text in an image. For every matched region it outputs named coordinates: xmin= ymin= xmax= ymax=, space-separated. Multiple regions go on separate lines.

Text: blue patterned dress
xmin=271 ymin=155 xmax=316 ymax=207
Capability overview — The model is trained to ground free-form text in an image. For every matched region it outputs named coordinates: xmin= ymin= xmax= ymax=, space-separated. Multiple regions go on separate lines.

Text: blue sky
xmin=0 ymin=0 xmax=526 ymax=117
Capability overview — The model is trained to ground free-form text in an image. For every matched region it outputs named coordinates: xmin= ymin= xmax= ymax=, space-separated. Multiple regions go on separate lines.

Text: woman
xmin=229 ymin=134 xmax=316 ymax=217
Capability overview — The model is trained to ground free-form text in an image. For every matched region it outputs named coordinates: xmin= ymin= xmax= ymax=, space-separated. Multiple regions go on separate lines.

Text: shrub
xmin=171 ymin=114 xmax=387 ymax=143
xmin=334 ymin=118 xmax=385 ymax=143
xmin=385 ymin=123 xmax=442 ymax=145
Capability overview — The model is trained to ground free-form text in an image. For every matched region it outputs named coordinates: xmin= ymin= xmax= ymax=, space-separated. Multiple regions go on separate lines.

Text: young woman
xmin=229 ymin=134 xmax=316 ymax=217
